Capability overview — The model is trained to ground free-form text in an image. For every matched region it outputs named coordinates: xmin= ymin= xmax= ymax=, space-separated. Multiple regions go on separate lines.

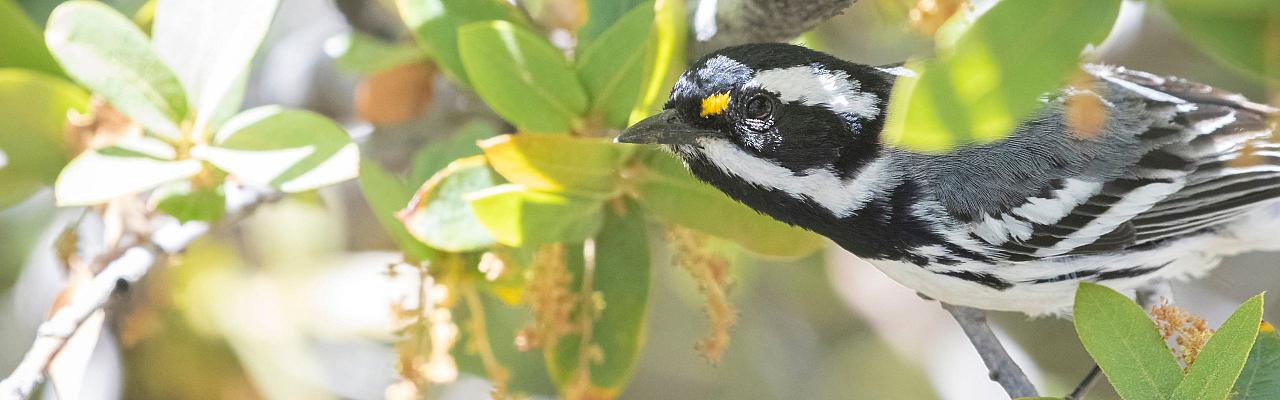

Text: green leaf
xmin=55 ymin=137 xmax=203 ymax=206
xmin=632 ymin=150 xmax=824 ymax=258
xmin=152 ymin=0 xmax=278 ymax=135
xmin=0 ymin=69 xmax=88 ymax=209
xmin=578 ymin=0 xmax=648 ymax=50
xmin=479 ymin=134 xmax=631 ymax=196
xmin=0 ymin=0 xmax=64 ymax=77
xmin=576 ymin=2 xmax=653 ymax=129
xmin=193 ymin=106 xmax=358 ymax=192
xmin=627 ymin=0 xmax=684 ymax=124
xmin=409 ymin=120 xmax=499 ymax=186
xmin=453 ymin=288 xmax=559 ymax=395
xmin=1172 ymin=293 xmax=1265 ymax=400
xmin=357 ymin=161 xmax=437 ymax=262
xmin=398 ymin=155 xmax=500 ymax=252
xmin=325 ymin=31 xmax=427 ymax=75
xmin=1234 ymin=326 xmax=1280 ymax=400
xmin=458 ymin=21 xmax=588 ymax=133
xmin=467 ymin=184 xmax=605 ymax=247
xmin=882 ymin=0 xmax=1122 ymax=153
xmin=1161 ymin=0 xmax=1280 ymax=81
xmin=396 ymin=0 xmax=525 ymax=86
xmin=153 ymin=182 xmax=226 ymax=223
xmin=1073 ymin=282 xmax=1184 ymax=400
xmin=45 ymin=1 xmax=188 ymax=139
xmin=546 ymin=202 xmax=650 ymax=396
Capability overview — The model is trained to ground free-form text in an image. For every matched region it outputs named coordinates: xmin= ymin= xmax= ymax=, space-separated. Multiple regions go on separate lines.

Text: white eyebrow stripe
xmin=748 ymin=65 xmax=880 ymax=119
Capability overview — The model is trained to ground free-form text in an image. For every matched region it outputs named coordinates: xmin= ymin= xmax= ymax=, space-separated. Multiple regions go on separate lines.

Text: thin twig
xmin=0 ymin=185 xmax=278 ymax=400
xmin=1065 ymin=365 xmax=1102 ymax=400
xmin=941 ymin=302 xmax=1039 ymax=399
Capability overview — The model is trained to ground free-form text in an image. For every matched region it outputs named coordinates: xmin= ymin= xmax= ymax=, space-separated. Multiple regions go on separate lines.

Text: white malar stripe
xmin=697 ymin=138 xmax=895 ymax=217
xmin=750 ymin=65 xmax=880 ymax=119
xmin=1034 ymin=179 xmax=1184 ymax=257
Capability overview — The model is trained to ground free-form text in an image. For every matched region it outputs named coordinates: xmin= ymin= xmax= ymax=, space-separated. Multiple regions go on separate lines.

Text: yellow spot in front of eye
xmin=700 ymin=92 xmax=731 ymax=117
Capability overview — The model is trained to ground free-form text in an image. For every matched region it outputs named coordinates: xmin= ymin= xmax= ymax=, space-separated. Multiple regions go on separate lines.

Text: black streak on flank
xmin=1095 ymin=263 xmax=1169 ymax=281
xmin=1026 ymin=261 xmax=1171 ymax=285
xmin=1027 ymin=269 xmax=1102 ymax=284
xmin=936 ymin=270 xmax=1014 ymax=291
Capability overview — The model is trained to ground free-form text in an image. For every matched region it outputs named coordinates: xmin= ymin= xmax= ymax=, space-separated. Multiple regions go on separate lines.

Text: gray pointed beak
xmin=615 ymin=109 xmax=720 ymax=145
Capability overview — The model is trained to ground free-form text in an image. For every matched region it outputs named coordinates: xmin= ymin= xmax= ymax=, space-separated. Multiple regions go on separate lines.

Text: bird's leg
xmin=1066 ymin=280 xmax=1175 ymax=399
xmin=939 ymin=302 xmax=1039 ymax=399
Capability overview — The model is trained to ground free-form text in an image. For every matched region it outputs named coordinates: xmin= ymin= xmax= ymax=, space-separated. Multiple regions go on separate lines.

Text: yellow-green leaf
xmin=358 ymin=161 xmax=437 ymax=262
xmin=546 ymin=202 xmax=650 ymax=397
xmin=0 ymin=69 xmax=88 ymax=208
xmin=45 ymin=1 xmax=188 ymax=139
xmin=193 ymin=106 xmax=359 ymax=192
xmin=1234 ymin=326 xmax=1280 ymax=400
xmin=576 ymin=2 xmax=653 ymax=129
xmin=153 ymin=182 xmax=225 ymax=223
xmin=1172 ymin=293 xmax=1265 ymax=400
xmin=458 ymin=21 xmax=588 ymax=133
xmin=882 ymin=0 xmax=1122 ymax=153
xmin=0 ymin=0 xmax=64 ymax=77
xmin=479 ymin=134 xmax=631 ymax=196
xmin=55 ymin=137 xmax=203 ymax=206
xmin=152 ymin=0 xmax=279 ymax=133
xmin=467 ymin=184 xmax=605 ymax=247
xmin=1161 ymin=0 xmax=1280 ymax=82
xmin=409 ymin=120 xmax=500 ymax=186
xmin=396 ymin=0 xmax=526 ymax=86
xmin=1073 ymin=283 xmax=1184 ymax=400
xmin=398 ymin=155 xmax=500 ymax=252
xmin=325 ymin=31 xmax=427 ymax=75
xmin=628 ymin=0 xmax=684 ymax=124
xmin=578 ymin=0 xmax=648 ymax=50
xmin=631 ymin=149 xmax=823 ymax=258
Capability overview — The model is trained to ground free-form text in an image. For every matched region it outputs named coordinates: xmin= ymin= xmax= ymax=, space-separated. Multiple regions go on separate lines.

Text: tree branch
xmin=689 ymin=0 xmax=856 ymax=57
xmin=0 ymin=186 xmax=278 ymax=400
xmin=941 ymin=302 xmax=1039 ymax=399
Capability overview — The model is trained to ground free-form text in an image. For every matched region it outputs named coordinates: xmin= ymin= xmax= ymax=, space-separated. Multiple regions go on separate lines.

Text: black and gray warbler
xmin=617 ymin=43 xmax=1280 ymax=315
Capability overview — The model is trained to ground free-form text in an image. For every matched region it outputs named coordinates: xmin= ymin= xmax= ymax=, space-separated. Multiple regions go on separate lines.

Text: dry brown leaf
xmin=356 ymin=62 xmax=436 ymax=126
xmin=63 ymin=98 xmax=143 ymax=157
xmin=1065 ymin=71 xmax=1109 ymax=140
xmin=909 ymin=0 xmax=966 ymax=37
xmin=527 ymin=0 xmax=586 ymax=34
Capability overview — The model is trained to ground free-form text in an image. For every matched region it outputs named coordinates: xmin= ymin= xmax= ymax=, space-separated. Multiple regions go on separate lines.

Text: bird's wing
xmin=926 ymin=65 xmax=1279 ymax=262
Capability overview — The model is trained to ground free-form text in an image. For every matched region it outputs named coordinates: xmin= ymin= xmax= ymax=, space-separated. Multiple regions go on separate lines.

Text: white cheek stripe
xmin=697 ymin=138 xmax=894 ymax=217
xmin=748 ymin=65 xmax=880 ymax=120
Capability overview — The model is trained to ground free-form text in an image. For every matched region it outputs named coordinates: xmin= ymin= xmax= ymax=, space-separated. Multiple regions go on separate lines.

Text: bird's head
xmin=617 ymin=43 xmax=896 ymax=177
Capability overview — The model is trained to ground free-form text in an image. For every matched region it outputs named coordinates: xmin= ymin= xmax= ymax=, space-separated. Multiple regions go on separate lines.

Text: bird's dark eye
xmin=744 ymin=94 xmax=773 ymax=119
